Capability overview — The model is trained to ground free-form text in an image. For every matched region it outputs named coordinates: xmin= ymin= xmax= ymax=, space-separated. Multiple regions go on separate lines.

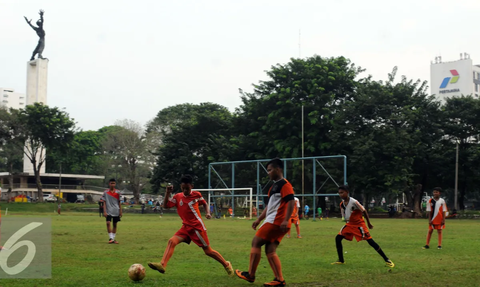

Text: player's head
xmin=338 ymin=185 xmax=350 ymax=200
xmin=266 ymin=158 xmax=284 ymax=180
xmin=108 ymin=178 xmax=116 ymax=188
xmin=433 ymin=187 xmax=442 ymax=198
xmin=180 ymin=174 xmax=193 ymax=194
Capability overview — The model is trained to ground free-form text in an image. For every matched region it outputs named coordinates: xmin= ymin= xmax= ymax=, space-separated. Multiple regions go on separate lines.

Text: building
xmin=0 ymin=87 xmax=26 ymax=110
xmin=430 ymin=53 xmax=480 ymax=101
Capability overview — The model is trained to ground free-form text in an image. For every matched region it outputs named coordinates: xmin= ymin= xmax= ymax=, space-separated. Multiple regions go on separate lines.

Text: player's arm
xmin=252 ymin=206 xmax=268 ymax=230
xmin=201 ymin=201 xmax=212 ymax=219
xmin=442 ymin=201 xmax=447 ymax=225
xmin=163 ymin=185 xmax=174 ymax=209
xmin=363 ymin=209 xmax=374 ymax=229
xmin=118 ymin=197 xmax=122 ymax=218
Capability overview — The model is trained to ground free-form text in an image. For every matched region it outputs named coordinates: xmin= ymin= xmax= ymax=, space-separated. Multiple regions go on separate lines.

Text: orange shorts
xmin=339 ymin=223 xmax=372 ymax=242
xmin=290 ymin=217 xmax=299 ymax=225
xmin=175 ymin=225 xmax=210 ymax=247
xmin=429 ymin=223 xmax=445 ymax=230
xmin=255 ymin=222 xmax=289 ymax=243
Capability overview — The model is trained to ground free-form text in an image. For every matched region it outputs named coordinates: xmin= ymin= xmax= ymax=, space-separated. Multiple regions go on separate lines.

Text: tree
xmin=1 ymin=103 xmax=76 ymax=201
xmin=101 ymin=120 xmax=155 ymax=202
xmin=149 ymin=103 xmax=235 ymax=192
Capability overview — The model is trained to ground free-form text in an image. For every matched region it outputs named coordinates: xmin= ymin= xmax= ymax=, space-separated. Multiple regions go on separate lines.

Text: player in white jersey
xmin=423 ymin=187 xmax=447 ymax=250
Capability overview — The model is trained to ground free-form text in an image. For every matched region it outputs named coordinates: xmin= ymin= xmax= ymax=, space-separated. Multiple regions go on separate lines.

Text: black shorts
xmin=106 ymin=216 xmax=121 ymax=223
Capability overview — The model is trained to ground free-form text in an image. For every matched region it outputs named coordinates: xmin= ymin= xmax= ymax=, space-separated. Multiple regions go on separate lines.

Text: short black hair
xmin=180 ymin=174 xmax=193 ymax=184
xmin=433 ymin=187 xmax=442 ymax=193
xmin=338 ymin=185 xmax=350 ymax=192
xmin=266 ymin=158 xmax=283 ymax=170
xmin=109 ymin=178 xmax=116 ymax=183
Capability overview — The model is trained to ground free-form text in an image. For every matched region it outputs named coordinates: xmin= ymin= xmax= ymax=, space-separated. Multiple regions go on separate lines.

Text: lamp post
xmin=454 ymin=140 xmax=459 ymax=210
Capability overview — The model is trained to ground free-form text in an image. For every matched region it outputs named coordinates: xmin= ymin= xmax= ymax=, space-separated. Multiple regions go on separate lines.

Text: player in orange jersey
xmin=236 ymin=158 xmax=295 ymax=286
xmin=331 ymin=185 xmax=395 ymax=268
xmin=423 ymin=187 xmax=447 ymax=250
xmin=286 ymin=197 xmax=301 ymax=238
xmin=148 ymin=175 xmax=233 ymax=276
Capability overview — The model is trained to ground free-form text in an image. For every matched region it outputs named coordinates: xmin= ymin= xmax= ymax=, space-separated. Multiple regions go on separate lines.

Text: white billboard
xmin=430 ymin=58 xmax=473 ymax=101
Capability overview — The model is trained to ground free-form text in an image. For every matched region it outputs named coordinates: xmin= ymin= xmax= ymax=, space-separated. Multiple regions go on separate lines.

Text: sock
xmin=296 ymin=225 xmax=300 ymax=236
xmin=266 ymin=252 xmax=284 ymax=282
xmin=112 ymin=233 xmax=116 ymax=240
xmin=335 ymin=235 xmax=344 ymax=262
xmin=438 ymin=231 xmax=442 ymax=246
xmin=367 ymin=239 xmax=389 ymax=261
xmin=248 ymin=247 xmax=261 ymax=277
xmin=203 ymin=246 xmax=228 ymax=267
xmin=109 ymin=233 xmax=113 ymax=239
xmin=161 ymin=236 xmax=181 ymax=268
xmin=426 ymin=230 xmax=432 ymax=246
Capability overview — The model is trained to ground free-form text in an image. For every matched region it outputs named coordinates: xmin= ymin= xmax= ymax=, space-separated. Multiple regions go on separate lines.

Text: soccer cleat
xmin=286 ymin=234 xmax=290 ymax=238
xmin=264 ymin=278 xmax=286 ymax=286
xmin=224 ymin=261 xmax=234 ymax=276
xmin=438 ymin=246 xmax=442 ymax=250
xmin=331 ymin=261 xmax=345 ymax=265
xmin=148 ymin=262 xmax=166 ymax=274
xmin=235 ymin=270 xmax=255 ymax=283
xmin=108 ymin=238 xmax=114 ymax=244
xmin=113 ymin=240 xmax=119 ymax=244
xmin=297 ymin=235 xmax=302 ymax=239
xmin=385 ymin=260 xmax=395 ymax=268
xmin=422 ymin=245 xmax=429 ymax=249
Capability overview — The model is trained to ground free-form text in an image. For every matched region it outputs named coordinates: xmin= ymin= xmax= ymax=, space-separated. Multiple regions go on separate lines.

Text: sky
xmin=1 ymin=0 xmax=479 ymax=131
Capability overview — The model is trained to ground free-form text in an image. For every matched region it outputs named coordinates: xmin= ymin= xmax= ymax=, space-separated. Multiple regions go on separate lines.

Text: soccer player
xmin=304 ymin=204 xmax=310 ymax=219
xmin=287 ymin=197 xmax=301 ymax=238
xmin=148 ymin=175 xmax=233 ymax=276
xmin=317 ymin=206 xmax=323 ymax=220
xmin=100 ymin=178 xmax=122 ymax=244
xmin=423 ymin=187 xmax=447 ymax=250
xmin=332 ymin=185 xmax=395 ymax=268
xmin=235 ymin=158 xmax=295 ymax=286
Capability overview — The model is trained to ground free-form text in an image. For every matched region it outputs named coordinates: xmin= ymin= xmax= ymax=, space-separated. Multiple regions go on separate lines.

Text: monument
xmin=23 ymin=9 xmax=48 ymax=173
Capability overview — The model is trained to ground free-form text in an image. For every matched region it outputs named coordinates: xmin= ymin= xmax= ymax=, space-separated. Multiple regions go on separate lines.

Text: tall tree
xmin=1 ymin=104 xmax=76 ymax=201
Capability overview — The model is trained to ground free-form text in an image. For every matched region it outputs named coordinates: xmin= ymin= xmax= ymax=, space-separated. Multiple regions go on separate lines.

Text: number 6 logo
xmin=0 ymin=222 xmax=43 ymax=275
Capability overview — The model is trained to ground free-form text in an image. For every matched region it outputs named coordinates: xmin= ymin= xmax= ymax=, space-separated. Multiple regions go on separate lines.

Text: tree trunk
xmin=33 ymin=160 xmax=44 ymax=202
xmin=412 ymin=184 xmax=423 ymax=218
xmin=459 ymin=186 xmax=466 ymax=210
xmin=8 ymin=162 xmax=14 ymax=203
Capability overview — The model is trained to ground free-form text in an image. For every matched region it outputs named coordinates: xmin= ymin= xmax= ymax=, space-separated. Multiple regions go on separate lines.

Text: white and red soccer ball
xmin=128 ymin=263 xmax=146 ymax=281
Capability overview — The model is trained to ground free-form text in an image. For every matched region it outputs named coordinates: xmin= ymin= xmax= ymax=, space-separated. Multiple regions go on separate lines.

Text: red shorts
xmin=175 ymin=225 xmax=210 ymax=247
xmin=290 ymin=217 xmax=299 ymax=225
xmin=255 ymin=222 xmax=289 ymax=243
xmin=339 ymin=223 xmax=372 ymax=242
xmin=429 ymin=223 xmax=445 ymax=230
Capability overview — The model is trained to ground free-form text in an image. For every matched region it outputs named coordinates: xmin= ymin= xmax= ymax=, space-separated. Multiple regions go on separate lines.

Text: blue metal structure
xmin=207 ymin=155 xmax=347 ymax=220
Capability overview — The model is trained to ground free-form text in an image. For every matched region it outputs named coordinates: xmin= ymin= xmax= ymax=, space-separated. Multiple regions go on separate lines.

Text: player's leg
xmin=366 ymin=238 xmax=394 ymax=267
xmin=203 ymin=245 xmax=233 ymax=275
xmin=265 ymin=241 xmax=286 ymax=285
xmin=148 ymin=235 xmax=185 ymax=274
xmin=111 ymin=219 xmax=119 ymax=243
xmin=106 ymin=217 xmax=113 ymax=243
xmin=437 ymin=229 xmax=442 ymax=249
xmin=295 ymin=221 xmax=301 ymax=238
xmin=235 ymin=235 xmax=268 ymax=283
xmin=332 ymin=234 xmax=346 ymax=264
xmin=424 ymin=228 xmax=433 ymax=249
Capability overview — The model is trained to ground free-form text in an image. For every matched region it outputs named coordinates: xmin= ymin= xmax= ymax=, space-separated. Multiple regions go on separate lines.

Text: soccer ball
xmin=128 ymin=263 xmax=146 ymax=281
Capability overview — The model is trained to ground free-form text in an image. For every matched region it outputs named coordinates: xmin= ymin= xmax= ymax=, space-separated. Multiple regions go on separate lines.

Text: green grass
xmin=1 ymin=204 xmax=479 ymax=287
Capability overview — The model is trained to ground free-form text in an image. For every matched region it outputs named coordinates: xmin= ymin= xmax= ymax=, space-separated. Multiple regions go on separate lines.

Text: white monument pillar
xmin=23 ymin=58 xmax=49 ymax=174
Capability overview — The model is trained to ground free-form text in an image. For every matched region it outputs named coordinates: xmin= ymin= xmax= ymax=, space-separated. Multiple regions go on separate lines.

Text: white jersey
xmin=294 ymin=197 xmax=300 ymax=208
xmin=340 ymin=197 xmax=365 ymax=225
xmin=426 ymin=198 xmax=447 ymax=225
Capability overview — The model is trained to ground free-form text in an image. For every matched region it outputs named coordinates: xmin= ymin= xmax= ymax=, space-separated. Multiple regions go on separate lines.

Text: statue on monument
xmin=24 ymin=9 xmax=46 ymax=61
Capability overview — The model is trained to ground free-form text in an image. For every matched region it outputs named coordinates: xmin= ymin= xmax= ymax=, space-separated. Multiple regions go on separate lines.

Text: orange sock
xmin=161 ymin=236 xmax=181 ymax=267
xmin=204 ymin=246 xmax=228 ymax=267
xmin=266 ymin=252 xmax=284 ymax=281
xmin=296 ymin=224 xmax=300 ymax=236
xmin=426 ymin=230 xmax=432 ymax=246
xmin=249 ymin=247 xmax=261 ymax=276
xmin=438 ymin=230 xmax=443 ymax=246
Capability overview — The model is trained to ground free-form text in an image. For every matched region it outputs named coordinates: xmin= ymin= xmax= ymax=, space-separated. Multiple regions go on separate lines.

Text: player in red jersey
xmin=148 ymin=175 xmax=233 ymax=276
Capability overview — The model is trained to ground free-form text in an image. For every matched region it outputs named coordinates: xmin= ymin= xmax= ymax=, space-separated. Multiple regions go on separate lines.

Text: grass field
xmin=0 ymin=203 xmax=479 ymax=287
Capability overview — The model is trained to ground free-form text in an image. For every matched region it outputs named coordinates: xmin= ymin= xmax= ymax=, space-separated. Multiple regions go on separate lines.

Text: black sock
xmin=336 ymin=235 xmax=344 ymax=262
xmin=367 ymin=239 xmax=389 ymax=261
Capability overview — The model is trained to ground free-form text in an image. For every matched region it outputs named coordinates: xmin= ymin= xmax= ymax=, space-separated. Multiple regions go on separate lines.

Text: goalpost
xmin=195 ymin=188 xmax=254 ymax=219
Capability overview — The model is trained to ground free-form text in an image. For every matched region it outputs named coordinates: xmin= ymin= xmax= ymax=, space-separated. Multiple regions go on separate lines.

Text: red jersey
xmin=166 ymin=191 xmax=207 ymax=231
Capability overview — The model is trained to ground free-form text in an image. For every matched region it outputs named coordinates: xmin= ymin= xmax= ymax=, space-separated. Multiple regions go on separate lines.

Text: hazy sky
xmin=2 ymin=0 xmax=479 ymax=131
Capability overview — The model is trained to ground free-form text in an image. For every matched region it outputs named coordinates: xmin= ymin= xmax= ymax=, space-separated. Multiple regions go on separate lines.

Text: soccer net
xmin=195 ymin=188 xmax=254 ymax=219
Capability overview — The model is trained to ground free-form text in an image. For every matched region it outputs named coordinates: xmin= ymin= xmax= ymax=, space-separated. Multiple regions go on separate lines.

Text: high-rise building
xmin=0 ymin=87 xmax=27 ymax=110
xmin=430 ymin=53 xmax=480 ymax=101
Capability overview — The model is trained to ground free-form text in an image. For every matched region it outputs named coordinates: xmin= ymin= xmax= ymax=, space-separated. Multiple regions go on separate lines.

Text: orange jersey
xmin=263 ymin=178 xmax=295 ymax=227
xmin=340 ymin=197 xmax=365 ymax=226
xmin=426 ymin=198 xmax=447 ymax=225
xmin=166 ymin=191 xmax=207 ymax=231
